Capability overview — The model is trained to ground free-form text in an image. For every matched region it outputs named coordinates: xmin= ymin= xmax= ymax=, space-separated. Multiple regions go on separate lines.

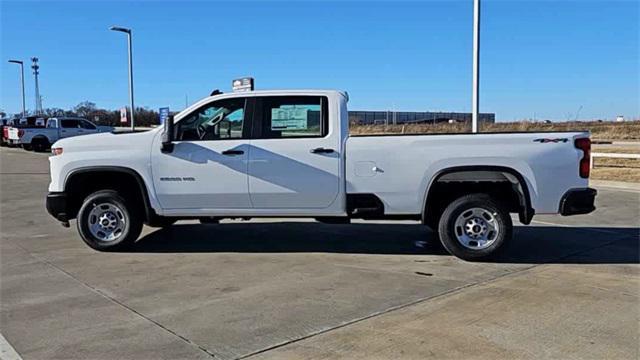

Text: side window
xmin=61 ymin=119 xmax=79 ymax=128
xmin=79 ymin=120 xmax=96 ymax=130
xmin=176 ymin=98 xmax=246 ymax=141
xmin=256 ymin=96 xmax=327 ymax=139
xmin=47 ymin=119 xmax=57 ymax=128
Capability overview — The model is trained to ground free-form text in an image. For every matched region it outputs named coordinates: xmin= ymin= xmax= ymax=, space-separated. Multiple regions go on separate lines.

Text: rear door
xmin=248 ymin=95 xmax=342 ymax=211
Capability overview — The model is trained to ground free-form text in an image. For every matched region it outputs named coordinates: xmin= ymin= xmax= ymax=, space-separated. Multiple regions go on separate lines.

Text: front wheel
xmin=438 ymin=194 xmax=512 ymax=261
xmin=77 ymin=190 xmax=142 ymax=251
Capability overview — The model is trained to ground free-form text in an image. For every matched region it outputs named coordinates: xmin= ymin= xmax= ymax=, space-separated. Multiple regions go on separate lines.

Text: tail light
xmin=51 ymin=147 xmax=63 ymax=156
xmin=575 ymin=138 xmax=591 ymax=178
xmin=18 ymin=129 xmax=25 ymax=138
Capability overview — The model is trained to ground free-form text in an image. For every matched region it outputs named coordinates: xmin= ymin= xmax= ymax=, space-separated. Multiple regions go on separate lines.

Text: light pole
xmin=110 ymin=26 xmax=135 ymax=131
xmin=8 ymin=60 xmax=26 ymax=117
xmin=471 ymin=0 xmax=480 ymax=133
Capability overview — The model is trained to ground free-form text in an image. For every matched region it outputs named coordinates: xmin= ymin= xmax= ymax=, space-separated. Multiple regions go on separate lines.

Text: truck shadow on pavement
xmin=130 ymin=223 xmax=639 ymax=265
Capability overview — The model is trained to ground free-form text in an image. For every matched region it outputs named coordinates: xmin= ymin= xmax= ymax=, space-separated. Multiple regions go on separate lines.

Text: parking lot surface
xmin=1 ymin=146 xmax=638 ymax=359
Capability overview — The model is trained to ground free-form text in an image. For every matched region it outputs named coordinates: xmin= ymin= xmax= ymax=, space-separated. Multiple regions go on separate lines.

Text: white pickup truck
xmin=16 ymin=117 xmax=112 ymax=152
xmin=46 ymin=90 xmax=596 ymax=260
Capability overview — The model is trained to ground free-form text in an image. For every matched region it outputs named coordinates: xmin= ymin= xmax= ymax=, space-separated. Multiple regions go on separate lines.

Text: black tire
xmin=77 ymin=190 xmax=143 ymax=251
xmin=438 ymin=193 xmax=512 ymax=261
xmin=32 ymin=138 xmax=50 ymax=152
xmin=146 ymin=217 xmax=177 ymax=228
xmin=22 ymin=144 xmax=33 ymax=151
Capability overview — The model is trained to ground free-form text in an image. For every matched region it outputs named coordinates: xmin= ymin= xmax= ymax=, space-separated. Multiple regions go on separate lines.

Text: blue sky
xmin=1 ymin=0 xmax=638 ymax=121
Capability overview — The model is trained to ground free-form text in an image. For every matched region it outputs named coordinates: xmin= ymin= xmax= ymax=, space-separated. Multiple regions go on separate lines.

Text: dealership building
xmin=349 ymin=111 xmax=495 ymax=125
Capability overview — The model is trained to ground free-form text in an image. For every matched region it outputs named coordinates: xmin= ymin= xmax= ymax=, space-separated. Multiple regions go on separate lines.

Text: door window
xmin=60 ymin=119 xmax=80 ymax=128
xmin=79 ymin=120 xmax=96 ymax=130
xmin=254 ymin=96 xmax=327 ymax=139
xmin=176 ymin=98 xmax=246 ymax=141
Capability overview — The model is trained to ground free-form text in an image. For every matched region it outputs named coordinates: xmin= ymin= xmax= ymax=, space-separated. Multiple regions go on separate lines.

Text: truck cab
xmin=152 ymin=90 xmax=346 ymax=216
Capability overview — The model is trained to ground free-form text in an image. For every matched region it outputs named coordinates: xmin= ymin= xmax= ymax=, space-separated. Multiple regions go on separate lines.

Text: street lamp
xmin=471 ymin=0 xmax=480 ymax=133
xmin=110 ymin=26 xmax=135 ymax=131
xmin=8 ymin=60 xmax=26 ymax=117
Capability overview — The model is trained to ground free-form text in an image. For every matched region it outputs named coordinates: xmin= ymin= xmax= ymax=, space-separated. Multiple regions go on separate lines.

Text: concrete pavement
xmin=1 ymin=146 xmax=638 ymax=359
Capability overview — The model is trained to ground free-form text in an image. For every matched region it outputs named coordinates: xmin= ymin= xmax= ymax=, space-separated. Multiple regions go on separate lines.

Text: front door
xmin=59 ymin=119 xmax=81 ymax=138
xmin=78 ymin=119 xmax=98 ymax=136
xmin=151 ymin=97 xmax=251 ymax=210
xmin=248 ymin=95 xmax=341 ymax=210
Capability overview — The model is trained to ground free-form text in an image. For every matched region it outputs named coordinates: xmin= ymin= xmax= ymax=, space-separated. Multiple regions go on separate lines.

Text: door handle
xmin=310 ymin=147 xmax=335 ymax=154
xmin=222 ymin=149 xmax=244 ymax=156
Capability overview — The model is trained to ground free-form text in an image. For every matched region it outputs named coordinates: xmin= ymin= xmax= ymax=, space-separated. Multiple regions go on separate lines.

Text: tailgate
xmin=8 ymin=127 xmax=20 ymax=140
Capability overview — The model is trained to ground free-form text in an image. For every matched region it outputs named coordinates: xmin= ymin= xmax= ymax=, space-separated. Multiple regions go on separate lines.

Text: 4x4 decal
xmin=533 ymin=138 xmax=568 ymax=143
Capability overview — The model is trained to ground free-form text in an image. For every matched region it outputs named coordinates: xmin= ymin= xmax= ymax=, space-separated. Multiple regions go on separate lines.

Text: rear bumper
xmin=559 ymin=188 xmax=597 ymax=216
xmin=46 ymin=192 xmax=69 ymax=222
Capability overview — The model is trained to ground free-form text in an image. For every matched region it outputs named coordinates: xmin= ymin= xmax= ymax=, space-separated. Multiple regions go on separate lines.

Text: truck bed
xmin=345 ymin=131 xmax=589 ymax=215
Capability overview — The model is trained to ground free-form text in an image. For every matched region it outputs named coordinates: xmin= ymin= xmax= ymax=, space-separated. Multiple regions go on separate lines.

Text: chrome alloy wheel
xmin=88 ymin=203 xmax=126 ymax=242
xmin=453 ymin=207 xmax=500 ymax=250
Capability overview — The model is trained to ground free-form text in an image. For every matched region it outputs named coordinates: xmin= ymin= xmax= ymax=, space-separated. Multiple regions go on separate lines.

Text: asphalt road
xmin=1 ymin=146 xmax=638 ymax=360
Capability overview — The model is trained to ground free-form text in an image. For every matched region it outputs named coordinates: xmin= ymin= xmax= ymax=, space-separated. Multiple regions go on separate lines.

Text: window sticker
xmin=271 ymin=105 xmax=310 ymax=130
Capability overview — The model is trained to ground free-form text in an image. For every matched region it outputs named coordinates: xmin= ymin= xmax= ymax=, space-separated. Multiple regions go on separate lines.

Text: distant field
xmin=351 ymin=120 xmax=640 ymax=183
xmin=591 ymin=145 xmax=640 ymax=182
xmin=350 ymin=120 xmax=640 ymax=141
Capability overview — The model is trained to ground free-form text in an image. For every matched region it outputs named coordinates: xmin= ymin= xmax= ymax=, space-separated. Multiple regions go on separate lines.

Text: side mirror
xmin=161 ymin=115 xmax=175 ymax=153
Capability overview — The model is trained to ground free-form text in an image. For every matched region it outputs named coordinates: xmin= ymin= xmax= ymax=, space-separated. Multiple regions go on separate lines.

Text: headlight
xmin=51 ymin=147 xmax=63 ymax=156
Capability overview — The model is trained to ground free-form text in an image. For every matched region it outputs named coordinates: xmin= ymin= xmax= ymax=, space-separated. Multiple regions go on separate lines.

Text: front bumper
xmin=46 ymin=192 xmax=69 ymax=223
xmin=559 ymin=188 xmax=597 ymax=216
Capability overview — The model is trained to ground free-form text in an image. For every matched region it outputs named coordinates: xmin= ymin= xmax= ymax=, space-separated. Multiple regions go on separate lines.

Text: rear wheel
xmin=77 ymin=190 xmax=142 ymax=251
xmin=438 ymin=193 xmax=512 ymax=261
xmin=32 ymin=137 xmax=50 ymax=152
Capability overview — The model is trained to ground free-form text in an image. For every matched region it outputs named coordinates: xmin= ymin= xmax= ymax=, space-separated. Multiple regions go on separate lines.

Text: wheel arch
xmin=31 ymin=134 xmax=50 ymax=143
xmin=422 ymin=165 xmax=535 ymax=226
xmin=64 ymin=166 xmax=156 ymax=222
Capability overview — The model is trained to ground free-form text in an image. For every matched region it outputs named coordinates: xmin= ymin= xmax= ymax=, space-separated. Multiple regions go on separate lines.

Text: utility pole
xmin=8 ymin=60 xmax=26 ymax=117
xmin=31 ymin=57 xmax=41 ymax=114
xmin=471 ymin=0 xmax=480 ymax=133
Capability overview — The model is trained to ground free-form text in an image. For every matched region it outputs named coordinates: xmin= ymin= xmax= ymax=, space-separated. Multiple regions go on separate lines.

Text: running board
xmin=347 ymin=194 xmax=385 ymax=218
